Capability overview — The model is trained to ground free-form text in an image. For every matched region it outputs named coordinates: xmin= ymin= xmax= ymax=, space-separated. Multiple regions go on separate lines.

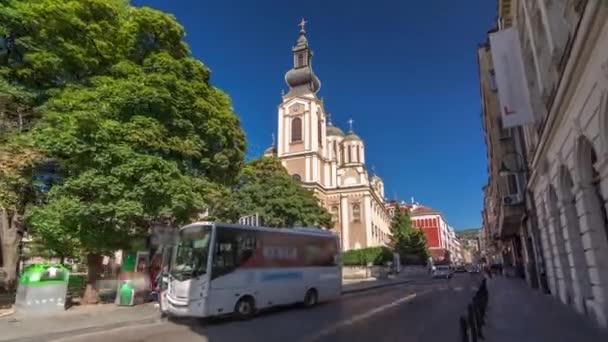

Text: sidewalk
xmin=0 ymin=303 xmax=160 ymax=342
xmin=0 ymin=273 xmax=416 ymax=341
xmin=484 ymin=276 xmax=608 ymax=342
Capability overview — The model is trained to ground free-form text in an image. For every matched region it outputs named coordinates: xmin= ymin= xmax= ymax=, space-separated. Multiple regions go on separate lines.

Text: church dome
xmin=326 ymin=123 xmax=345 ymax=137
xmin=285 ymin=67 xmax=321 ymax=93
xmin=343 ymin=132 xmax=362 ymax=142
xmin=264 ymin=145 xmax=277 ymax=155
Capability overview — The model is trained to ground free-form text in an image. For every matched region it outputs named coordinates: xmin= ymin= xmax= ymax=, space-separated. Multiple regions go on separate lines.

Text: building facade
xmin=409 ymin=205 xmax=456 ymax=262
xmin=480 ymin=0 xmax=608 ymax=328
xmin=266 ymin=25 xmax=392 ymax=251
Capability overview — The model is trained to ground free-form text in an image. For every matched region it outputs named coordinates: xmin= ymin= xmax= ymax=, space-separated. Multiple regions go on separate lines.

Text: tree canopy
xmin=214 ymin=157 xmax=332 ymax=228
xmin=389 ymin=207 xmax=429 ymax=263
xmin=0 ymin=0 xmax=246 ymax=293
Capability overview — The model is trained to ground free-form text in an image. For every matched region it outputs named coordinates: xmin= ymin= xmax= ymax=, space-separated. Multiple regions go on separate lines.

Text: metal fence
xmin=459 ymin=278 xmax=489 ymax=342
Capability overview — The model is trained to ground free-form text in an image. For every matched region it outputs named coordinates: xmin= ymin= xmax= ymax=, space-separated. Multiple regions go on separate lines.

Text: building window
xmin=318 ymin=120 xmax=322 ymax=146
xmin=340 ymin=146 xmax=344 ymax=163
xmin=348 ymin=145 xmax=352 ymax=163
xmin=331 ymin=205 xmax=339 ymax=223
xmin=506 ymin=174 xmax=519 ymax=195
xmin=489 ymin=69 xmax=497 ymax=92
xmin=333 ymin=140 xmax=337 ymax=159
xmin=356 ymin=146 xmax=360 ymax=163
xmin=291 ymin=117 xmax=302 ymax=142
xmin=292 ymin=174 xmax=301 ymax=182
xmin=297 ymin=53 xmax=304 ymax=67
xmin=352 ymin=204 xmax=361 ymax=222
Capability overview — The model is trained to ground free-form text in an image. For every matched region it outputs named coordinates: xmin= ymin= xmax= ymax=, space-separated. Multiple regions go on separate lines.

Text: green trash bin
xmin=15 ymin=264 xmax=70 ymax=315
xmin=118 ymin=281 xmax=135 ymax=306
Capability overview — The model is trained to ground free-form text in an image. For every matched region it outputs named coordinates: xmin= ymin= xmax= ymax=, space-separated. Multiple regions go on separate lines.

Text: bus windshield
xmin=170 ymin=225 xmax=212 ymax=281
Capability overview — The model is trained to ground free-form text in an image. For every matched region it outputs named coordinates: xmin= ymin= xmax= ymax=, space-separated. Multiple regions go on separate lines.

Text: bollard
xmin=473 ymin=296 xmax=485 ymax=339
xmin=468 ymin=304 xmax=478 ymax=342
xmin=460 ymin=316 xmax=470 ymax=342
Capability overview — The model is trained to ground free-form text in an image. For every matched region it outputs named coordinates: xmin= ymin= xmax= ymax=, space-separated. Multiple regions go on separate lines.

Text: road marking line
xmin=300 ymin=290 xmax=432 ymax=342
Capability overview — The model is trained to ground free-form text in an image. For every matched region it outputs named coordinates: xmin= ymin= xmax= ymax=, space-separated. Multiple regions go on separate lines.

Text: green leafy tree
xmin=390 ymin=207 xmax=429 ymax=264
xmin=10 ymin=1 xmax=246 ymax=302
xmin=389 ymin=206 xmax=412 ymax=253
xmin=216 ymin=157 xmax=332 ymax=228
xmin=0 ymin=80 xmax=42 ymax=289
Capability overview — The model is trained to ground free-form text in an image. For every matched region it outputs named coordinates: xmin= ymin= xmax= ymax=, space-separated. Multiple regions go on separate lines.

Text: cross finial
xmin=271 ymin=133 xmax=275 ymax=146
xmin=347 ymin=118 xmax=354 ymax=132
xmin=299 ymin=18 xmax=308 ymax=31
xmin=371 ymin=165 xmax=376 ymax=176
xmin=327 ymin=113 xmax=332 ymax=124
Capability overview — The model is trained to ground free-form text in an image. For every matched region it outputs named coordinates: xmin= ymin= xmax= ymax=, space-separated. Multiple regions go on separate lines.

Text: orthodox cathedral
xmin=264 ymin=21 xmax=391 ymax=251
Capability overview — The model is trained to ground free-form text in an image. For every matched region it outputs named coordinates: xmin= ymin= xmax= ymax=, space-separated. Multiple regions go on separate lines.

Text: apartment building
xmin=480 ymin=0 xmax=608 ymax=328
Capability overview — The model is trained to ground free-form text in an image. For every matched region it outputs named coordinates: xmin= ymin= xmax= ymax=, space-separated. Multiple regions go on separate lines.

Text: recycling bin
xmin=15 ymin=264 xmax=70 ymax=315
xmin=117 ymin=280 xmax=135 ymax=306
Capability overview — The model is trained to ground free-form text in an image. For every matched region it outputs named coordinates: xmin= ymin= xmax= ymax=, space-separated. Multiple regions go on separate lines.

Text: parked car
xmin=432 ymin=265 xmax=452 ymax=279
xmin=455 ymin=266 xmax=467 ymax=273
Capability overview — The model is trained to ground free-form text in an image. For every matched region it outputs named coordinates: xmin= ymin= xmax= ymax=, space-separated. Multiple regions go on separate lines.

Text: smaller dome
xmin=327 ymin=124 xmax=345 ymax=137
xmin=343 ymin=132 xmax=361 ymax=142
xmin=264 ymin=145 xmax=277 ymax=156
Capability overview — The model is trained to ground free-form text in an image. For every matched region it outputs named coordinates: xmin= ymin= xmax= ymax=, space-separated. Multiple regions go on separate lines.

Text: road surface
xmin=54 ymin=273 xmax=481 ymax=342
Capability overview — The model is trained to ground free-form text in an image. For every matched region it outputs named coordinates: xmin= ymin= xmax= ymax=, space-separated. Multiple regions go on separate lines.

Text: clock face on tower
xmin=289 ymin=103 xmax=304 ymax=114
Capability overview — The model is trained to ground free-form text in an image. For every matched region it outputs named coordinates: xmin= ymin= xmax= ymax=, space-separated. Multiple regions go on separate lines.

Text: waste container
xmin=15 ymin=264 xmax=70 ymax=315
xmin=117 ymin=281 xmax=135 ymax=306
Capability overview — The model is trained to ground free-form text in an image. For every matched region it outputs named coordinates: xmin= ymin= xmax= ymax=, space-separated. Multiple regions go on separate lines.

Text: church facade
xmin=265 ymin=24 xmax=391 ymax=251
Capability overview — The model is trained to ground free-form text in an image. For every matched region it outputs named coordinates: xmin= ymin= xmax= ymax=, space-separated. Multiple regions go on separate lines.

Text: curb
xmin=341 ymin=279 xmax=412 ymax=295
xmin=0 ymin=308 xmax=14 ymax=319
xmin=4 ymin=316 xmax=162 ymax=342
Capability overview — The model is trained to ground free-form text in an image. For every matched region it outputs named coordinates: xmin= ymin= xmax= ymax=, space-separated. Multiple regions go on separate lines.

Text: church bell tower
xmin=276 ymin=19 xmax=327 ymax=189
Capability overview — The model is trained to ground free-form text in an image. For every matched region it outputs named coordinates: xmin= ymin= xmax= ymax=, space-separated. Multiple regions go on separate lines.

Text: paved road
xmin=53 ymin=273 xmax=482 ymax=342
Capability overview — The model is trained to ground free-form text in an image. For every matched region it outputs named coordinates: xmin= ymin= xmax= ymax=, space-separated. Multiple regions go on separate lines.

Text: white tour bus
xmin=161 ymin=221 xmax=341 ymax=319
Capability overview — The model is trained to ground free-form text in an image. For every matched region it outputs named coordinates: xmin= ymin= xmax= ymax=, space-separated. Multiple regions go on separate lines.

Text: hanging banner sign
xmin=489 ymin=27 xmax=535 ymax=128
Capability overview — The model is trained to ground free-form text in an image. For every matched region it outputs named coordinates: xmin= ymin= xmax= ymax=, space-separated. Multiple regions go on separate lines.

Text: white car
xmin=432 ymin=265 xmax=452 ymax=279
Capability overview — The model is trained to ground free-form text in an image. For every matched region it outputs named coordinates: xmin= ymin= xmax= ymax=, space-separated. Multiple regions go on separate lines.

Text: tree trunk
xmin=0 ymin=207 xmax=22 ymax=291
xmin=82 ymin=253 xmax=103 ymax=304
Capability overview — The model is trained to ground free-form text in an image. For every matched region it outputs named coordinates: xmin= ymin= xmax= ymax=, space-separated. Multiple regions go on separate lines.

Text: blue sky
xmin=133 ymin=0 xmax=496 ymax=230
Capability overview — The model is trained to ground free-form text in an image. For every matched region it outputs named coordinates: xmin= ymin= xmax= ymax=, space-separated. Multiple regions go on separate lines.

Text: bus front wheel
xmin=304 ymin=289 xmax=318 ymax=308
xmin=234 ymin=296 xmax=256 ymax=320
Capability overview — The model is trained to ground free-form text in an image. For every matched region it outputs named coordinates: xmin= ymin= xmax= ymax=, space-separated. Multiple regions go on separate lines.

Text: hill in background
xmin=456 ymin=228 xmax=480 ymax=239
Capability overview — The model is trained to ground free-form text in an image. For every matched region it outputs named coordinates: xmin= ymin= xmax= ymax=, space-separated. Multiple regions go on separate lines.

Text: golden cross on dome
xmin=299 ymin=18 xmax=308 ymax=31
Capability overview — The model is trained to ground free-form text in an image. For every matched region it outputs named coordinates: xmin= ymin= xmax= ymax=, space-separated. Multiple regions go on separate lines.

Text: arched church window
xmin=591 ymin=149 xmax=608 ymax=240
xmin=291 ymin=117 xmax=302 ymax=142
xmin=297 ymin=53 xmax=304 ymax=67
xmin=292 ymin=174 xmax=301 ymax=182
xmin=340 ymin=146 xmax=344 ymax=163
xmin=333 ymin=140 xmax=337 ymax=159
xmin=348 ymin=145 xmax=352 ymax=163
xmin=318 ymin=120 xmax=322 ymax=146
xmin=357 ymin=146 xmax=360 ymax=163
xmin=352 ymin=203 xmax=361 ymax=222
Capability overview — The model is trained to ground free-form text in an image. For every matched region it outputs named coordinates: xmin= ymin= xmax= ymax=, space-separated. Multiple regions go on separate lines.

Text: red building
xmin=386 ymin=201 xmax=456 ymax=263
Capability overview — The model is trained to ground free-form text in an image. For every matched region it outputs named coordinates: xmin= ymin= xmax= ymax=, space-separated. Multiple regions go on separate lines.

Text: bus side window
xmin=212 ymin=229 xmax=238 ymax=279
xmin=236 ymin=234 xmax=256 ymax=267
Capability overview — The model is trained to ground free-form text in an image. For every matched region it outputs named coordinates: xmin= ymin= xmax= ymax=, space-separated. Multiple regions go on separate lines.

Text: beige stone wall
xmin=346 ymin=195 xmax=367 ymax=249
xmin=289 ymin=142 xmax=305 ymax=153
xmin=284 ymin=158 xmax=306 ymax=179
